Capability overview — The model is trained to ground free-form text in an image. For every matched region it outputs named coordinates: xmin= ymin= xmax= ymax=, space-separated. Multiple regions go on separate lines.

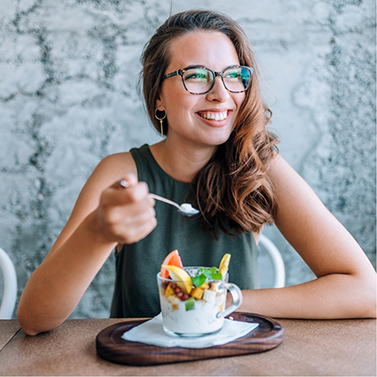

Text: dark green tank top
xmin=110 ymin=144 xmax=259 ymax=318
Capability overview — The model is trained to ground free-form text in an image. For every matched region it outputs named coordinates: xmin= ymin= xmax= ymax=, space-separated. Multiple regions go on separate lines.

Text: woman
xmin=18 ymin=10 xmax=376 ymax=335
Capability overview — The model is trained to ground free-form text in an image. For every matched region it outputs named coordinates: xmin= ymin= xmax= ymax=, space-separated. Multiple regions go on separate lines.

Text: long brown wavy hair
xmin=141 ymin=10 xmax=279 ymax=237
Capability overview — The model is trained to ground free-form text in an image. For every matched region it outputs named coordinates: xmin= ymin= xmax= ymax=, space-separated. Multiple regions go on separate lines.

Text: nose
xmin=205 ymin=75 xmax=228 ymax=102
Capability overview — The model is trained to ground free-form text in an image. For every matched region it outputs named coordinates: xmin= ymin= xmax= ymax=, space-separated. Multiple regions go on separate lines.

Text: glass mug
xmin=157 ymin=266 xmax=242 ymax=338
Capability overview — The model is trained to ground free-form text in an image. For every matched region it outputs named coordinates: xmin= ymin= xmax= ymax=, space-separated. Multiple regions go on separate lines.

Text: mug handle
xmin=216 ymin=282 xmax=243 ymax=318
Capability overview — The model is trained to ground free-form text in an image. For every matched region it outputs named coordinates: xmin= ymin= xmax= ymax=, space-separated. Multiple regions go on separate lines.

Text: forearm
xmin=239 ymin=273 xmax=376 ymax=319
xmin=17 ymin=212 xmax=117 ymax=335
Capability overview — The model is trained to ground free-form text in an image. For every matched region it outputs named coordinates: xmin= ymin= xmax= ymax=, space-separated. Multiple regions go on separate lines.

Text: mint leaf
xmin=202 ymin=269 xmax=213 ymax=279
xmin=194 ymin=267 xmax=223 ymax=282
xmin=185 ymin=297 xmax=195 ymax=311
xmin=212 ymin=272 xmax=222 ymax=280
xmin=196 ymin=267 xmax=207 ymax=277
xmin=192 ymin=274 xmax=206 ymax=288
xmin=209 ymin=266 xmax=217 ymax=274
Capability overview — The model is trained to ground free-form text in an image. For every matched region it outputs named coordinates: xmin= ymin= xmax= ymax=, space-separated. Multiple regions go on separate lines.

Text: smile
xmin=197 ymin=110 xmax=228 ymax=121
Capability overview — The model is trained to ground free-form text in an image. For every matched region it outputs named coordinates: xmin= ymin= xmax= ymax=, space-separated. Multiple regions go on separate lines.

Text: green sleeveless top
xmin=110 ymin=144 xmax=259 ymax=318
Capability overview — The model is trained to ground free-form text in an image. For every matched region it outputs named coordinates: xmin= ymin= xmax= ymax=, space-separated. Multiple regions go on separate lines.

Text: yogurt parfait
xmin=157 ymin=251 xmax=242 ymax=338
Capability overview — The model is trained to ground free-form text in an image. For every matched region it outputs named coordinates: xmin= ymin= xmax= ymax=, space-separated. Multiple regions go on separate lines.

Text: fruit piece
xmin=218 ymin=253 xmax=231 ymax=277
xmin=164 ymin=283 xmax=175 ymax=298
xmin=191 ymin=287 xmax=204 ymax=300
xmin=185 ymin=297 xmax=195 ymax=311
xmin=201 ymin=282 xmax=210 ymax=290
xmin=160 ymin=249 xmax=184 ymax=278
xmin=210 ymin=281 xmax=221 ymax=291
xmin=161 ymin=265 xmax=192 ymax=294
xmin=203 ymin=289 xmax=216 ymax=302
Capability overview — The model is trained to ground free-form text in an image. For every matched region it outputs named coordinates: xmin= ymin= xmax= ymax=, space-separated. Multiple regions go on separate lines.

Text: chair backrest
xmin=258 ymin=234 xmax=285 ymax=288
xmin=0 ymin=248 xmax=17 ymax=319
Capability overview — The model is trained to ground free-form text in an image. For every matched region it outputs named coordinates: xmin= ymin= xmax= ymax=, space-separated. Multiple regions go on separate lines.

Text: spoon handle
xmin=149 ymin=193 xmax=181 ymax=210
xmin=120 ymin=180 xmax=181 ymax=211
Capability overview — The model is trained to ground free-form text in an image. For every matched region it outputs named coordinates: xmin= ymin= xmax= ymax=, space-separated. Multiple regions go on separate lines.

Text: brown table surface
xmin=0 ymin=317 xmax=375 ymax=376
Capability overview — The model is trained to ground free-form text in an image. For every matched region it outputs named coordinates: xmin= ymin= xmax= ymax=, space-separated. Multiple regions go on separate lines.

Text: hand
xmin=94 ymin=173 xmax=157 ymax=244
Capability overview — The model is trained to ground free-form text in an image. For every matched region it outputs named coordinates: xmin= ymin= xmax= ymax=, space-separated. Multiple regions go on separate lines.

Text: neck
xmin=150 ymin=139 xmax=216 ymax=183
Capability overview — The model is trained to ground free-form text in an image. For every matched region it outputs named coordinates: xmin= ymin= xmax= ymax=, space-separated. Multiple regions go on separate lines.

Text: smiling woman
xmin=17 ymin=9 xmax=376 ymax=336
xmin=143 ymin=19 xmax=278 ymax=237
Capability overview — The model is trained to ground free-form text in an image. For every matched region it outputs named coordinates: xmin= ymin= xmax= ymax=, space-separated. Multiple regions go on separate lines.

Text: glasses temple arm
xmin=163 ymin=70 xmax=180 ymax=79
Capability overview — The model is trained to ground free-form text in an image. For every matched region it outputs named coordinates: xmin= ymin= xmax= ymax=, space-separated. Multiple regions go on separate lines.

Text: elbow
xmin=17 ymin=307 xmax=40 ymax=336
xmin=20 ymin=326 xmax=40 ymax=336
xmin=358 ymin=298 xmax=376 ymax=319
xmin=17 ymin=302 xmax=58 ymax=336
xmin=353 ymin=273 xmax=377 ymax=319
xmin=363 ymin=281 xmax=377 ymax=319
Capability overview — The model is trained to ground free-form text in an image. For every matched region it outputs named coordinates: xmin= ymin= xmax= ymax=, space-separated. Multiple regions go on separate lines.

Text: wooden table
xmin=0 ymin=317 xmax=375 ymax=376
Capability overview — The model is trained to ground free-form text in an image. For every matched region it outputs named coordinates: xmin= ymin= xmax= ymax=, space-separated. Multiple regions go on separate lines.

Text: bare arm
xmin=240 ymin=155 xmax=376 ymax=319
xmin=17 ymin=153 xmax=157 ymax=335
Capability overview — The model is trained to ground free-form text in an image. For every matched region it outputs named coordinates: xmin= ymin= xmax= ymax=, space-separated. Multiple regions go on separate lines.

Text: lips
xmin=197 ymin=110 xmax=228 ymax=121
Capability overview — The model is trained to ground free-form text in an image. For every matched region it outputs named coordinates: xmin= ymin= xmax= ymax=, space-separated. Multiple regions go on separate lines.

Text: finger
xmin=105 ymin=181 xmax=150 ymax=207
xmin=123 ymin=206 xmax=156 ymax=228
xmin=107 ymin=206 xmax=157 ymax=244
xmin=107 ymin=198 xmax=155 ymax=224
xmin=119 ymin=172 xmax=138 ymax=189
xmin=122 ymin=213 xmax=158 ymax=244
xmin=118 ymin=175 xmax=151 ymax=204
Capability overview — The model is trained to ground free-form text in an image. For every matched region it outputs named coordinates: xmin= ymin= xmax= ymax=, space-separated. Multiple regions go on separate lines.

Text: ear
xmin=155 ymin=95 xmax=163 ymax=109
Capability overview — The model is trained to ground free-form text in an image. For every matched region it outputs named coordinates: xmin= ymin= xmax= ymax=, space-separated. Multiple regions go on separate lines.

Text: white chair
xmin=258 ymin=234 xmax=285 ymax=288
xmin=0 ymin=247 xmax=17 ymax=319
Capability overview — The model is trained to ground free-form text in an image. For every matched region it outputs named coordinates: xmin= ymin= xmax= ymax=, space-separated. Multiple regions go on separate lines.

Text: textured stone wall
xmin=0 ymin=0 xmax=375 ymax=318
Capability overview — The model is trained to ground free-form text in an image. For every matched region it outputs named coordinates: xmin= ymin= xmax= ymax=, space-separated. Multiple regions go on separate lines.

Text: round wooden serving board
xmin=96 ymin=312 xmax=283 ymax=366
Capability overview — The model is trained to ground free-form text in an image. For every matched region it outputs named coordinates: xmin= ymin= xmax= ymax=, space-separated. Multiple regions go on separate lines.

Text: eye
xmin=224 ymin=70 xmax=241 ymax=80
xmin=184 ymin=69 xmax=210 ymax=82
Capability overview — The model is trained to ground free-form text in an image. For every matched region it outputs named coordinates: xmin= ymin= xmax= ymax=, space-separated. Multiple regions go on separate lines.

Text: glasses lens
xmin=182 ymin=68 xmax=213 ymax=94
xmin=223 ymin=67 xmax=252 ymax=92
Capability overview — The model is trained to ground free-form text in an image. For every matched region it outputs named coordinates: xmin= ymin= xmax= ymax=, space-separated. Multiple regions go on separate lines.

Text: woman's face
xmin=156 ymin=31 xmax=245 ymax=148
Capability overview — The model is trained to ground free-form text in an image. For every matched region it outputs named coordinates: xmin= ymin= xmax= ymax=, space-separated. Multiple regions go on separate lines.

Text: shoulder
xmin=265 ymin=154 xmax=359 ymax=271
xmin=96 ymin=152 xmax=136 ymax=175
xmin=266 ymin=154 xmax=314 ymax=203
xmin=266 ymin=153 xmax=297 ymax=181
xmin=266 ymin=153 xmax=327 ymax=226
xmin=70 ymin=151 xmax=136 ymax=210
xmin=264 ymin=153 xmax=329 ymax=252
xmin=85 ymin=152 xmax=137 ymax=192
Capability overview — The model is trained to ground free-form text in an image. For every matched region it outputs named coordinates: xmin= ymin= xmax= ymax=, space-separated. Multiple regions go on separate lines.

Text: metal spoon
xmin=120 ymin=180 xmax=199 ymax=217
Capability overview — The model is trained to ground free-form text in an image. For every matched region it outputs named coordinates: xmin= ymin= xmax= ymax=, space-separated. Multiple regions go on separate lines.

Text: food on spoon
xmin=160 ymin=249 xmax=183 ymax=278
xmin=180 ymin=203 xmax=195 ymax=212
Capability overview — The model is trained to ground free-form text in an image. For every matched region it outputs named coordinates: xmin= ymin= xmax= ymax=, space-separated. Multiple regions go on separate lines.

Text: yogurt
xmin=157 ymin=267 xmax=227 ymax=337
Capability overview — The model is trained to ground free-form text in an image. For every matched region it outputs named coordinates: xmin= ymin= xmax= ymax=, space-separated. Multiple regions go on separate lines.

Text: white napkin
xmin=121 ymin=313 xmax=258 ymax=348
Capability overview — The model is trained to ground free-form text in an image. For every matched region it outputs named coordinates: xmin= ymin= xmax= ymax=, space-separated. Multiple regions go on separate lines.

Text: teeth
xmin=200 ymin=111 xmax=227 ymax=121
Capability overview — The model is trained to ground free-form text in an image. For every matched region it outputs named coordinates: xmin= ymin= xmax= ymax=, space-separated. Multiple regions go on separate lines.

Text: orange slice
xmin=160 ymin=249 xmax=184 ymax=278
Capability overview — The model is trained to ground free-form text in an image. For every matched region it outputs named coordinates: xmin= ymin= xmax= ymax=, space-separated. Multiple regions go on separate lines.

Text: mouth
xmin=197 ymin=110 xmax=229 ymax=121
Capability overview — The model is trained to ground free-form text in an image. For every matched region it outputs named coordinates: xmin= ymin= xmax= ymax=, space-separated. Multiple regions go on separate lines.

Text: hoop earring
xmin=155 ymin=106 xmax=167 ymax=141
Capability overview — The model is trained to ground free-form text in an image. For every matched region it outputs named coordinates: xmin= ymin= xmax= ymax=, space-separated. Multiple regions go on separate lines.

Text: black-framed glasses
xmin=163 ymin=65 xmax=254 ymax=95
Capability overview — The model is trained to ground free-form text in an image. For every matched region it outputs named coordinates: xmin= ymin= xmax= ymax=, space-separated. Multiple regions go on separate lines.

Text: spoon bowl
xmin=120 ymin=180 xmax=199 ymax=217
xmin=149 ymin=194 xmax=199 ymax=216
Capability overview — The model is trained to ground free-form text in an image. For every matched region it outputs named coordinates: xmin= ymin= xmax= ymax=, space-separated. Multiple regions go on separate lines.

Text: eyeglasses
xmin=162 ymin=65 xmax=254 ymax=95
